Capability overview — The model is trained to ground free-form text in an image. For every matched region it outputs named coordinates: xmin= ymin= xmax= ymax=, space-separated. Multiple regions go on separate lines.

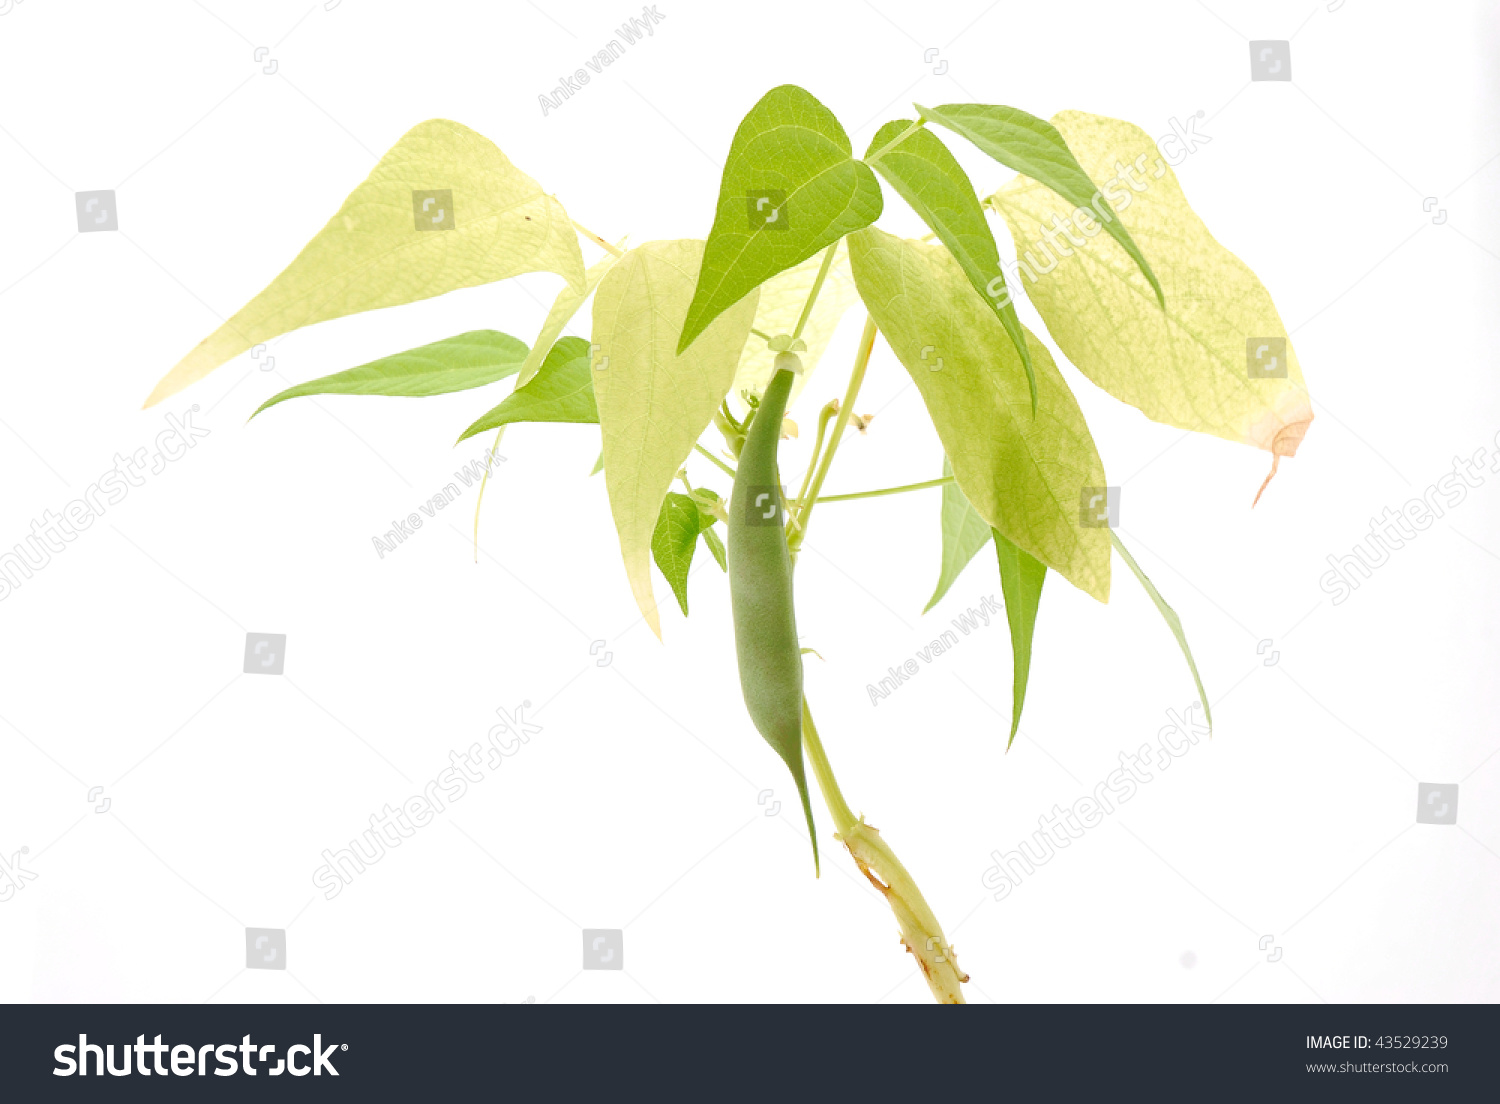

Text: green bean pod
xmin=728 ymin=353 xmax=817 ymax=871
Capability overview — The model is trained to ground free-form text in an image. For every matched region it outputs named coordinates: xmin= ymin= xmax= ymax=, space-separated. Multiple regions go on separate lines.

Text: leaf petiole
xmin=570 ymin=220 xmax=625 ymax=258
xmin=790 ymin=242 xmax=839 ymax=343
xmin=788 ymin=315 xmax=878 ymax=556
xmin=814 ymin=475 xmax=953 ymax=504
xmin=693 ymin=442 xmax=736 ymax=478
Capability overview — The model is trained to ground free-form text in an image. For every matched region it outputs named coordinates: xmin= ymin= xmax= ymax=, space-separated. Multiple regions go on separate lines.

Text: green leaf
xmin=1110 ymin=531 xmax=1212 ymax=731
xmin=994 ymin=530 xmax=1046 ymax=747
xmin=990 ymin=111 xmax=1311 ymax=460
xmin=589 ymin=450 xmax=604 ymax=476
xmin=456 ymin=337 xmax=597 ymax=442
xmin=651 ymin=493 xmax=706 ymax=616
xmin=679 ymin=85 xmax=882 ymax=353
xmin=516 ymin=250 xmax=621 ymax=387
xmin=922 ymin=463 xmax=1046 ymax=740
xmin=920 ymin=462 xmax=1047 ymax=739
xmin=848 ymin=226 xmax=1110 ymax=601
xmin=650 ymin=489 xmax=725 ymax=617
xmin=250 ymin=330 xmax=527 ymax=418
xmin=592 ymin=240 xmax=760 ymax=639
xmin=923 ymin=457 xmax=993 ymax=613
xmin=865 ymin=120 xmax=1036 ymax=410
xmin=732 ymin=241 xmax=859 ymax=410
xmin=916 ymin=103 xmax=1163 ymax=307
xmin=147 ymin=118 xmax=585 ymax=406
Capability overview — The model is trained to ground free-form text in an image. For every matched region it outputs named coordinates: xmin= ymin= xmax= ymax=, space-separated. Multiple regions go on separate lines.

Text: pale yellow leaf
xmin=848 ymin=227 xmax=1110 ymax=601
xmin=591 ymin=240 xmax=759 ymax=638
xmin=145 ymin=119 xmax=585 ymax=406
xmin=990 ymin=110 xmax=1311 ymax=460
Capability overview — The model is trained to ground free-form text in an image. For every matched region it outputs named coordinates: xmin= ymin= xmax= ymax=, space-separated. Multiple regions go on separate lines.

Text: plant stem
xmin=471 ymin=431 xmax=504 ymax=562
xmin=781 ymin=320 xmax=967 ymax=1003
xmin=749 ymin=327 xmax=774 ymax=343
xmin=571 ymin=220 xmax=624 ymax=257
xmin=788 ymin=315 xmax=878 ymax=557
xmin=801 ymin=696 xmax=968 ymax=1004
xmin=791 ymin=243 xmax=839 ymax=342
xmin=693 ymin=443 xmax=736 ymax=478
xmin=815 ymin=476 xmax=952 ymax=504
xmin=800 ymin=697 xmax=855 ymax=832
xmin=790 ymin=402 xmax=836 ymax=524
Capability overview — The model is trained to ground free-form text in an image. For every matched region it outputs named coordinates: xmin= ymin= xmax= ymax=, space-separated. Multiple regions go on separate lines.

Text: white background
xmin=1 ymin=0 xmax=1497 ymax=1004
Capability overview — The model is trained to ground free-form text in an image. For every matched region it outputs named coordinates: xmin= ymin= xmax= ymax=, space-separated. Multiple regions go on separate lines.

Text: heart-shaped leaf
xmin=848 ymin=226 xmax=1110 ymax=600
xmin=865 ymin=120 xmax=1036 ymax=409
xmin=456 ymin=336 xmax=596 ymax=441
xmin=679 ymin=85 xmax=881 ymax=353
xmin=147 ymin=118 xmax=585 ymax=406
xmin=592 ymin=240 xmax=759 ymax=638
xmin=251 ymin=330 xmax=528 ymax=418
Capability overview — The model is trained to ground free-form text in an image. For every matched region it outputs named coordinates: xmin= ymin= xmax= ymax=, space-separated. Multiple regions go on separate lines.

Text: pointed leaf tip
xmin=251 ymin=329 xmax=529 ymax=420
xmin=147 ymin=118 xmax=584 ymax=406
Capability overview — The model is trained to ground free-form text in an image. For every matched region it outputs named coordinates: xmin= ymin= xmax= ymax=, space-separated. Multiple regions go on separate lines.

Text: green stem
xmin=801 ymin=696 xmax=968 ymax=1004
xmin=749 ymin=327 xmax=774 ymax=343
xmin=791 ymin=243 xmax=839 ymax=343
xmin=864 ymin=118 xmax=926 ymax=164
xmin=773 ymin=316 xmax=964 ymax=1003
xmin=693 ymin=443 xmax=736 ymax=478
xmin=800 ymin=696 xmax=856 ymax=833
xmin=788 ymin=315 xmax=878 ymax=556
xmin=790 ymin=402 xmax=837 ymax=525
xmin=815 ymin=476 xmax=952 ymax=504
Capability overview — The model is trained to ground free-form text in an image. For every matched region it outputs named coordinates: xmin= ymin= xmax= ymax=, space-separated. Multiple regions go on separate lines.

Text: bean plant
xmin=148 ymin=85 xmax=1312 ymax=1004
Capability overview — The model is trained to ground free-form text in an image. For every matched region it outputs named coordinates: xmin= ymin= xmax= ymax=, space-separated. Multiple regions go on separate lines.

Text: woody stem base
xmin=801 ymin=697 xmax=969 ymax=1004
